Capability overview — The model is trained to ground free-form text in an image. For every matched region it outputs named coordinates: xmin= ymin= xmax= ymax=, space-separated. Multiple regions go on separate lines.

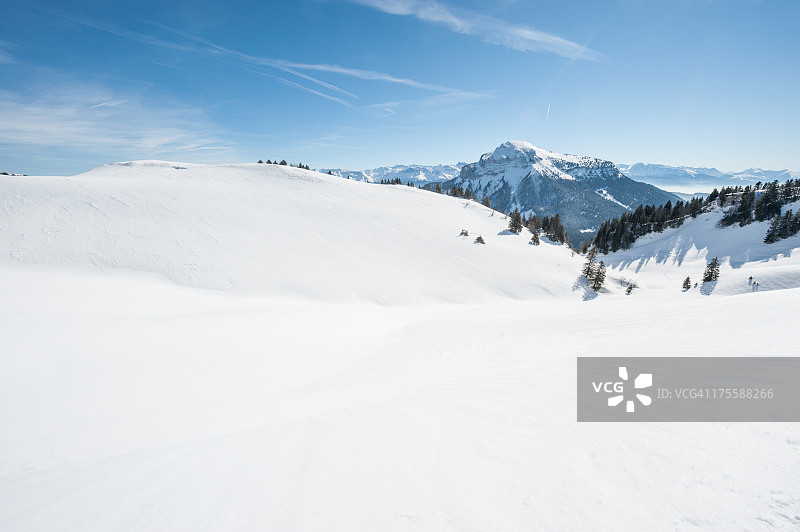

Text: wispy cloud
xmin=361 ymin=91 xmax=492 ymax=117
xmin=0 ymin=40 xmax=16 ymax=64
xmin=247 ymin=69 xmax=353 ymax=107
xmin=0 ymin=84 xmax=234 ymax=157
xmin=343 ymin=0 xmax=602 ymax=60
xmin=38 ymin=8 xmax=476 ymax=105
xmin=283 ymin=62 xmax=463 ymax=93
xmin=145 ymin=23 xmax=361 ymax=99
xmin=144 ymin=19 xmax=482 ymax=96
xmin=140 ymin=18 xmax=472 ymax=94
xmin=90 ymin=99 xmax=128 ymax=108
xmin=33 ymin=8 xmax=359 ymax=104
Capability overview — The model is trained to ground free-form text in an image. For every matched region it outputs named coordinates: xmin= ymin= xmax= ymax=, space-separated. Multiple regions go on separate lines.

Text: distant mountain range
xmin=321 ymin=161 xmax=800 ymax=195
xmin=321 ymin=142 xmax=680 ymax=245
xmin=319 ymin=163 xmax=465 ymax=184
xmin=319 ymin=144 xmax=797 ymax=245
xmin=617 ymin=163 xmax=800 ymax=194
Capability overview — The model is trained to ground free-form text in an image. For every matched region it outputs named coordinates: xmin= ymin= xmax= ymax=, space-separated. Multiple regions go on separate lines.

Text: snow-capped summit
xmin=487 ymin=140 xmax=581 ymax=164
xmin=475 ymin=141 xmax=623 ymax=184
xmin=443 ymin=141 xmax=678 ymax=244
xmin=486 ymin=140 xmax=541 ymax=161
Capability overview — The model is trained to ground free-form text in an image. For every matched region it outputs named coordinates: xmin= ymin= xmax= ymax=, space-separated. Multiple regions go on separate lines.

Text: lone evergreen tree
xmin=582 ymin=247 xmax=597 ymax=278
xmin=682 ymin=276 xmax=691 ymax=290
xmin=530 ymin=231 xmax=540 ymax=245
xmin=481 ymin=196 xmax=491 ymax=208
xmin=702 ymin=257 xmax=720 ymax=282
xmin=591 ymin=261 xmax=606 ymax=291
xmin=508 ymin=210 xmax=523 ymax=234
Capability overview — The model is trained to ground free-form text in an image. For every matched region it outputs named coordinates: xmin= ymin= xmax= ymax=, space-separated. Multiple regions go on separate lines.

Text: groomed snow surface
xmin=1 ymin=163 xmax=799 ymax=531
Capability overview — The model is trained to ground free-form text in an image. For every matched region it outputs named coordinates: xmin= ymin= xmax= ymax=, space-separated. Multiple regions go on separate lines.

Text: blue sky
xmin=1 ymin=0 xmax=798 ymax=175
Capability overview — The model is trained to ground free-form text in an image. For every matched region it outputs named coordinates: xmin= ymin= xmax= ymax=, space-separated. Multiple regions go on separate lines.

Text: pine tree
xmin=530 ymin=231 xmax=540 ymax=245
xmin=682 ymin=276 xmax=691 ymax=290
xmin=508 ymin=210 xmax=523 ymax=234
xmin=279 ymin=160 xmax=287 ymax=166
xmin=703 ymin=257 xmax=720 ymax=282
xmin=482 ymin=196 xmax=491 ymax=208
xmin=591 ymin=261 xmax=606 ymax=291
xmin=551 ymin=214 xmax=568 ymax=244
xmin=764 ymin=214 xmax=782 ymax=244
xmin=435 ymin=183 xmax=443 ymax=194
xmin=582 ymin=247 xmax=597 ymax=278
xmin=754 ymin=184 xmax=781 ymax=221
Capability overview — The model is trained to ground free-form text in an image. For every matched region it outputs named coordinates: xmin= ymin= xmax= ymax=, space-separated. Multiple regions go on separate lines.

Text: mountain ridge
xmin=440 ymin=141 xmax=680 ymax=244
xmin=318 ymin=163 xmax=465 ymax=184
xmin=618 ymin=162 xmax=800 ymax=193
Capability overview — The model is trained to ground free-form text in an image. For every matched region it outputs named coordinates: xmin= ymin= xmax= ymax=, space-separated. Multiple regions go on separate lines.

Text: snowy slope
xmin=2 ymin=269 xmax=800 ymax=531
xmin=2 ymin=160 xmax=800 ymax=530
xmin=0 ymin=161 xmax=581 ymax=304
xmin=598 ymin=201 xmax=800 ymax=296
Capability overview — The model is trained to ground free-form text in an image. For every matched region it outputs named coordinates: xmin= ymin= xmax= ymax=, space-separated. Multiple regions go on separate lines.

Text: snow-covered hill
xmin=0 ymin=161 xmax=581 ymax=304
xmin=318 ymin=163 xmax=464 ymax=184
xmin=597 ymin=201 xmax=800 ymax=297
xmin=2 ymin=159 xmax=800 ymax=530
xmin=618 ymin=162 xmax=800 ymax=194
xmin=443 ymin=141 xmax=678 ymax=244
